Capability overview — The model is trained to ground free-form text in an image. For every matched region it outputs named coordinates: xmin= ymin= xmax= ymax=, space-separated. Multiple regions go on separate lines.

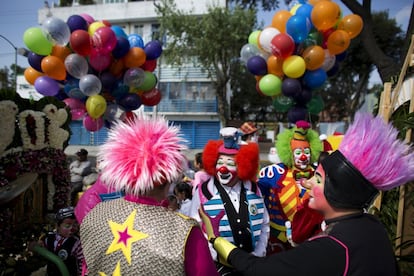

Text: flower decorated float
xmin=0 ymin=91 xmax=71 ymax=250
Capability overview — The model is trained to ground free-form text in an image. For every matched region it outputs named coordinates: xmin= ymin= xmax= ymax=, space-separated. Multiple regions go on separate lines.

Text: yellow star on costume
xmin=98 ymin=261 xmax=122 ymax=276
xmin=106 ymin=210 xmax=148 ymax=264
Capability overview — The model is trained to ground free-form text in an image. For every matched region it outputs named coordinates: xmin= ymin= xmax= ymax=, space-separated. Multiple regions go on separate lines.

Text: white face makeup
xmin=215 ymin=154 xmax=238 ymax=186
xmin=293 ymin=147 xmax=311 ymax=170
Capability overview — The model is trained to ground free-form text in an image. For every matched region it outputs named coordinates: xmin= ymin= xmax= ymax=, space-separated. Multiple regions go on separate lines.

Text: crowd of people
xmin=35 ymin=113 xmax=414 ymax=275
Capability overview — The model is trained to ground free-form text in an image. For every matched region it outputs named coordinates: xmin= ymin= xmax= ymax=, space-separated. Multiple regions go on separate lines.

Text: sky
xmin=0 ymin=0 xmax=412 ymax=75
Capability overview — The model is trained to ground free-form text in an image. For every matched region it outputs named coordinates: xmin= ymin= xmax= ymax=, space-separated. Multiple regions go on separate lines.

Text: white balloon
xmin=79 ymin=74 xmax=102 ymax=96
xmin=65 ymin=54 xmax=89 ymax=79
xmin=42 ymin=17 xmax=71 ymax=46
xmin=258 ymin=27 xmax=280 ymax=54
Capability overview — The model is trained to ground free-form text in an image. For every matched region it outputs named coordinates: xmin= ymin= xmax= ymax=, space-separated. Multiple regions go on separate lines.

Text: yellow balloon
xmin=248 ymin=30 xmax=261 ymax=47
xmin=86 ymin=95 xmax=107 ymax=119
xmin=282 ymin=55 xmax=306 ymax=78
xmin=88 ymin=21 xmax=106 ymax=36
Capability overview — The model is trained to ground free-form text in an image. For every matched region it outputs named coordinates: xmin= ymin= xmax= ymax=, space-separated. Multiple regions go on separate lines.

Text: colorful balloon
xmin=240 ymin=43 xmax=261 ymax=63
xmin=70 ymin=30 xmax=92 ymax=56
xmin=267 ymin=55 xmax=284 ymax=78
xmin=302 ymin=45 xmax=325 ymax=70
xmin=28 ymin=52 xmax=44 ymax=72
xmin=282 ymin=55 xmax=306 ymax=78
xmin=282 ymin=78 xmax=302 ymax=98
xmin=286 ymin=14 xmax=311 ymax=43
xmin=311 ymin=1 xmax=341 ymax=31
xmin=64 ymin=53 xmax=89 ymax=79
xmin=41 ymin=56 xmax=67 ymax=80
xmin=67 ymin=15 xmax=88 ymax=32
xmin=92 ymin=26 xmax=117 ymax=54
xmin=79 ymin=74 xmax=102 ymax=96
xmin=51 ymin=45 xmax=72 ymax=62
xmin=258 ymin=74 xmax=282 ymax=97
xmin=83 ymin=115 xmax=104 ymax=132
xmin=141 ymin=88 xmax=162 ymax=106
xmin=112 ymin=37 xmax=130 ymax=59
xmin=137 ymin=71 xmax=157 ymax=91
xmin=24 ymin=67 xmax=44 ymax=85
xmin=258 ymin=27 xmax=280 ymax=54
xmin=123 ymin=47 xmax=146 ymax=68
xmin=327 ymin=30 xmax=350 ymax=55
xmin=86 ymin=94 xmax=107 ymax=119
xmin=23 ymin=27 xmax=53 ymax=56
xmin=63 ymin=98 xmax=86 ymax=120
xmin=270 ymin=33 xmax=295 ymax=59
xmin=123 ymin=67 xmax=146 ymax=87
xmin=338 ymin=14 xmax=363 ymax=39
xmin=248 ymin=30 xmax=261 ymax=47
xmin=247 ymin=56 xmax=268 ymax=76
xmin=128 ymin=34 xmax=144 ymax=48
xmin=34 ymin=76 xmax=60 ymax=96
xmin=303 ymin=68 xmax=327 ymax=89
xmin=117 ymin=93 xmax=141 ymax=111
xmin=271 ymin=10 xmax=292 ymax=33
xmin=144 ymin=40 xmax=163 ymax=60
xmin=42 ymin=17 xmax=71 ymax=46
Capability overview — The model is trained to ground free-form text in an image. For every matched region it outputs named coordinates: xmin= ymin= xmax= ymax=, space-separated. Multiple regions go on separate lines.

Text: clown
xmin=189 ymin=127 xmax=269 ymax=275
xmin=258 ymin=120 xmax=323 ymax=253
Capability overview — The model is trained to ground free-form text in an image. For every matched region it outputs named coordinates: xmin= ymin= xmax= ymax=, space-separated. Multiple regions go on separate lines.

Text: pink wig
xmin=98 ymin=115 xmax=188 ymax=195
xmin=339 ymin=112 xmax=414 ymax=190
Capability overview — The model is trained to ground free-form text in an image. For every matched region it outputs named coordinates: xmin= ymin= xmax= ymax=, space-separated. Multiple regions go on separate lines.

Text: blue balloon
xmin=144 ymin=40 xmax=163 ymax=60
xmin=111 ymin=25 xmax=128 ymax=39
xmin=128 ymin=34 xmax=144 ymax=48
xmin=246 ymin=55 xmax=267 ymax=76
xmin=111 ymin=81 xmax=129 ymax=99
xmin=295 ymin=4 xmax=313 ymax=23
xmin=112 ymin=37 xmax=130 ymax=59
xmin=286 ymin=15 xmax=311 ymax=44
xmin=303 ymin=68 xmax=327 ymax=89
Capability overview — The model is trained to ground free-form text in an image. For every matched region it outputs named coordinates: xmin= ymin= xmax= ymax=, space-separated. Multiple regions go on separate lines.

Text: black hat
xmin=56 ymin=206 xmax=75 ymax=222
xmin=76 ymin=148 xmax=88 ymax=156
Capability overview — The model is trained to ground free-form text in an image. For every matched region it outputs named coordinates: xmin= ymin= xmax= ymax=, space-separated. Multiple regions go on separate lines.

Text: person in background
xmin=174 ymin=182 xmax=193 ymax=216
xmin=167 ymin=194 xmax=180 ymax=211
xmin=201 ymin=112 xmax=414 ymax=276
xmin=191 ymin=152 xmax=210 ymax=194
xmin=69 ymin=149 xmax=91 ymax=205
xmin=239 ymin=121 xmax=259 ymax=143
xmin=189 ymin=127 xmax=269 ymax=275
xmin=79 ymin=115 xmax=218 ymax=275
xmin=42 ymin=206 xmax=84 ymax=276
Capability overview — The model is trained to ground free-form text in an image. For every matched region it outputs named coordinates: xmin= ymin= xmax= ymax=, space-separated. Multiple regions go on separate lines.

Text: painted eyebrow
xmin=315 ymin=171 xmax=322 ymax=178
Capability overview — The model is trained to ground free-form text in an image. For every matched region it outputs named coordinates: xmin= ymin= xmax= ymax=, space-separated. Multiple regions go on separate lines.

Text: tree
xmin=155 ymin=0 xmax=257 ymax=125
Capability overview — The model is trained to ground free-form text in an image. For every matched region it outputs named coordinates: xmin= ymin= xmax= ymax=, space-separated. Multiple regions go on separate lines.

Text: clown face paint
xmin=216 ymin=154 xmax=238 ymax=186
xmin=58 ymin=218 xmax=78 ymax=238
xmin=308 ymin=164 xmax=330 ymax=213
xmin=291 ymin=140 xmax=311 ymax=170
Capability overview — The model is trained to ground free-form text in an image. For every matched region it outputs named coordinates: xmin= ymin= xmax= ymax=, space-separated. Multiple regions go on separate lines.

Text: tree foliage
xmin=155 ymin=0 xmax=256 ymax=124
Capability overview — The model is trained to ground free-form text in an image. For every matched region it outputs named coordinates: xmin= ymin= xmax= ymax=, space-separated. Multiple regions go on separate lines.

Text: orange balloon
xmin=24 ymin=67 xmax=44 ymax=85
xmin=308 ymin=0 xmax=330 ymax=5
xmin=51 ymin=45 xmax=72 ymax=62
xmin=267 ymin=55 xmax=284 ymax=78
xmin=109 ymin=59 xmax=125 ymax=77
xmin=302 ymin=45 xmax=325 ymax=70
xmin=271 ymin=10 xmax=292 ymax=33
xmin=338 ymin=14 xmax=363 ymax=39
xmin=311 ymin=1 xmax=341 ymax=31
xmin=123 ymin=47 xmax=146 ymax=68
xmin=327 ymin=30 xmax=350 ymax=55
xmin=41 ymin=55 xmax=67 ymax=80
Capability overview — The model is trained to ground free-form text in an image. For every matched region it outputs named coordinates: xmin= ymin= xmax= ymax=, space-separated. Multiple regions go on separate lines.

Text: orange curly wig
xmin=202 ymin=140 xmax=260 ymax=181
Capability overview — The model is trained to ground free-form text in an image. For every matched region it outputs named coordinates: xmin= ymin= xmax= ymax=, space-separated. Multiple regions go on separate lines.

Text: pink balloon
xmin=83 ymin=114 xmax=104 ymax=131
xmin=80 ymin=13 xmax=95 ymax=24
xmin=63 ymin=98 xmax=86 ymax=120
xmin=89 ymin=52 xmax=112 ymax=71
xmin=92 ymin=26 xmax=117 ymax=54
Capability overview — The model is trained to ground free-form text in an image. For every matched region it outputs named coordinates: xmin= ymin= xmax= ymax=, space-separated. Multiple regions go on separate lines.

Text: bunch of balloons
xmin=22 ymin=14 xmax=163 ymax=131
xmin=240 ymin=0 xmax=363 ymax=123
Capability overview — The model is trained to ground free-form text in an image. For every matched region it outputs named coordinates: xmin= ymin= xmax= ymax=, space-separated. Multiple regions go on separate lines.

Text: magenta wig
xmin=98 ymin=115 xmax=188 ymax=195
xmin=339 ymin=112 xmax=414 ymax=191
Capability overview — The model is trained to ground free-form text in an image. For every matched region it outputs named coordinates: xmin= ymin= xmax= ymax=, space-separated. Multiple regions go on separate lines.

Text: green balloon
xmin=138 ymin=71 xmax=157 ymax=91
xmin=23 ymin=27 xmax=53 ymax=56
xmin=259 ymin=74 xmax=282 ymax=97
xmin=307 ymin=94 xmax=325 ymax=115
xmin=273 ymin=95 xmax=293 ymax=113
xmin=248 ymin=30 xmax=261 ymax=47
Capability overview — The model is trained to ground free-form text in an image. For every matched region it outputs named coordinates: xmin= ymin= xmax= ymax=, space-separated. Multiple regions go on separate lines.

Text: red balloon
xmin=70 ymin=30 xmax=92 ymax=56
xmin=141 ymin=88 xmax=162 ymax=106
xmin=141 ymin=59 xmax=157 ymax=72
xmin=270 ymin=33 xmax=295 ymax=59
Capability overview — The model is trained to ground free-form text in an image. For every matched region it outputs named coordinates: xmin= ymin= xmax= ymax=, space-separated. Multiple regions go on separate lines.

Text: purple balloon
xmin=34 ymin=76 xmax=60 ymax=96
xmin=28 ymin=52 xmax=45 ymax=72
xmin=112 ymin=37 xmax=130 ymax=59
xmin=246 ymin=55 xmax=267 ymax=76
xmin=293 ymin=88 xmax=313 ymax=105
xmin=144 ymin=40 xmax=163 ymax=60
xmin=282 ymin=78 xmax=302 ymax=98
xmin=100 ymin=71 xmax=117 ymax=91
xmin=117 ymin=93 xmax=141 ymax=111
xmin=287 ymin=106 xmax=307 ymax=123
xmin=67 ymin=15 xmax=88 ymax=32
